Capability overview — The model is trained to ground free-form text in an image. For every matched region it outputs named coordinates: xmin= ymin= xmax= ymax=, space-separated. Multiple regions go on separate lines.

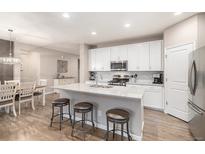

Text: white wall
xmin=164 ymin=15 xmax=198 ymax=48
xmin=14 ymin=42 xmax=79 ymax=92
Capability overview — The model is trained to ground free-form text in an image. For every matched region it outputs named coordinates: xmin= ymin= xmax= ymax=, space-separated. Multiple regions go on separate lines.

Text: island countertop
xmin=54 ymin=83 xmax=145 ymax=100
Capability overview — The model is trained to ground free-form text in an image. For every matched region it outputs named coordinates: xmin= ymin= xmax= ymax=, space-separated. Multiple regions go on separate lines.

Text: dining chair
xmin=5 ymin=80 xmax=20 ymax=89
xmin=34 ymin=79 xmax=47 ymax=103
xmin=0 ymin=84 xmax=17 ymax=117
xmin=18 ymin=82 xmax=35 ymax=115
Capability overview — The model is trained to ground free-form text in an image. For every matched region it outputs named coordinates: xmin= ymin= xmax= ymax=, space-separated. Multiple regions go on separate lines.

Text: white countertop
xmin=86 ymin=80 xmax=164 ymax=87
xmin=54 ymin=83 xmax=144 ymax=100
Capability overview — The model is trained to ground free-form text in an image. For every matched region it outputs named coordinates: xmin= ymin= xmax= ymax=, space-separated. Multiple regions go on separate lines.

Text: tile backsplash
xmin=93 ymin=71 xmax=163 ymax=83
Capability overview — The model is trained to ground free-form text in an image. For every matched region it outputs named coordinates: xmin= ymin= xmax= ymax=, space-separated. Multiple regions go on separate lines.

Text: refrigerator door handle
xmin=188 ymin=101 xmax=203 ymax=115
xmin=189 ymin=60 xmax=197 ymax=95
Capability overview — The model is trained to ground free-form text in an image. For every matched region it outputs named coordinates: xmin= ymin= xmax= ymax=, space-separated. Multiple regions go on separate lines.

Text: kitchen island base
xmin=58 ymin=88 xmax=144 ymax=141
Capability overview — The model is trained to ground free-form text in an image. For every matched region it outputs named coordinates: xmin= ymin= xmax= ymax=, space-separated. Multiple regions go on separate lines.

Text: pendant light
xmin=0 ymin=29 xmax=21 ymax=65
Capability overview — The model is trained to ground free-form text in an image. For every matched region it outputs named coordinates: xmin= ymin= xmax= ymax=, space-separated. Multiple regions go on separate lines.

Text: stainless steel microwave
xmin=110 ymin=61 xmax=128 ymax=71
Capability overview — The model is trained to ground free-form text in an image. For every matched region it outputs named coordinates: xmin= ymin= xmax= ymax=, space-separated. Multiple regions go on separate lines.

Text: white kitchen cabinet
xmin=89 ymin=40 xmax=162 ymax=72
xmin=138 ymin=42 xmax=150 ymax=70
xmin=149 ymin=40 xmax=162 ymax=71
xmin=127 ymin=43 xmax=149 ymax=71
xmin=95 ymin=48 xmax=110 ymax=71
xmin=143 ymin=86 xmax=164 ymax=110
xmin=89 ymin=48 xmax=110 ymax=71
xmin=110 ymin=45 xmax=127 ymax=61
xmin=127 ymin=41 xmax=162 ymax=71
xmin=127 ymin=44 xmax=140 ymax=71
xmin=88 ymin=49 xmax=96 ymax=71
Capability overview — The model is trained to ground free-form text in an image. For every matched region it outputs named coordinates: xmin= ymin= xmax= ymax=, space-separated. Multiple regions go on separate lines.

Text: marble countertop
xmin=86 ymin=80 xmax=164 ymax=87
xmin=54 ymin=83 xmax=144 ymax=100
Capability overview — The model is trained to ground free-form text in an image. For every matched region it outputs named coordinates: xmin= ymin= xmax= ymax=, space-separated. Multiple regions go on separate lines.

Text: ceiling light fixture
xmin=62 ymin=13 xmax=70 ymax=18
xmin=0 ymin=29 xmax=21 ymax=65
xmin=124 ymin=23 xmax=131 ymax=28
xmin=174 ymin=12 xmax=183 ymax=16
xmin=91 ymin=32 xmax=97 ymax=35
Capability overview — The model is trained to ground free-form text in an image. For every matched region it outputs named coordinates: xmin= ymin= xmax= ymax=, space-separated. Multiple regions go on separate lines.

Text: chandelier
xmin=0 ymin=29 xmax=21 ymax=65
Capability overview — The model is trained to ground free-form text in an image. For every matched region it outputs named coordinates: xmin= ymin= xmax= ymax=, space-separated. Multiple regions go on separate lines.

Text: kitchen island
xmin=54 ymin=83 xmax=145 ymax=140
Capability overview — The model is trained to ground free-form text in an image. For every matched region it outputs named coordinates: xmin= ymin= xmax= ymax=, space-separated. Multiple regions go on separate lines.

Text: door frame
xmin=164 ymin=41 xmax=196 ymax=116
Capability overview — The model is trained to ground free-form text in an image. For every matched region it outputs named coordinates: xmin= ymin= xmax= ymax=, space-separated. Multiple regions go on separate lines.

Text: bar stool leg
xmin=82 ymin=112 xmax=84 ymax=128
xmin=50 ymin=104 xmax=54 ymax=127
xmin=106 ymin=117 xmax=109 ymax=141
xmin=91 ymin=109 xmax=95 ymax=130
xmin=127 ymin=122 xmax=131 ymax=141
xmin=60 ymin=105 xmax=63 ymax=130
xmin=62 ymin=106 xmax=64 ymax=120
xmin=113 ymin=122 xmax=115 ymax=140
xmin=68 ymin=104 xmax=72 ymax=124
xmin=121 ymin=123 xmax=124 ymax=141
xmin=71 ymin=110 xmax=76 ymax=136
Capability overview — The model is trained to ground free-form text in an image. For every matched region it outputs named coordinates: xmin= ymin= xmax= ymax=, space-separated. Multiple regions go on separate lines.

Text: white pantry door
xmin=165 ymin=43 xmax=194 ymax=122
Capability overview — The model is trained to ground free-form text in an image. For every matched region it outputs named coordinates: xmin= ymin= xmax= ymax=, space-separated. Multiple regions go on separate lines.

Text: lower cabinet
xmin=143 ymin=86 xmax=164 ymax=110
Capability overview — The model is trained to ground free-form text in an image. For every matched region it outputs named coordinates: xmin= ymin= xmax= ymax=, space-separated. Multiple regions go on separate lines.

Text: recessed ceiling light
xmin=62 ymin=13 xmax=70 ymax=18
xmin=91 ymin=32 xmax=97 ymax=35
xmin=174 ymin=12 xmax=183 ymax=16
xmin=124 ymin=23 xmax=131 ymax=28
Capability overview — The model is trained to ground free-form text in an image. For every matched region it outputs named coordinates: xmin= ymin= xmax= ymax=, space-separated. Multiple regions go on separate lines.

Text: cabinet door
xmin=88 ymin=49 xmax=96 ymax=71
xmin=149 ymin=40 xmax=162 ymax=71
xmin=143 ymin=87 xmax=163 ymax=110
xmin=127 ymin=44 xmax=140 ymax=71
xmin=139 ymin=43 xmax=149 ymax=70
xmin=95 ymin=48 xmax=111 ymax=71
xmin=95 ymin=49 xmax=103 ymax=71
xmin=102 ymin=48 xmax=111 ymax=71
xmin=110 ymin=45 xmax=127 ymax=61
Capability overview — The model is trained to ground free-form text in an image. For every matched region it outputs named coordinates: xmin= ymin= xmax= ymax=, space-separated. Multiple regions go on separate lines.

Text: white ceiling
xmin=0 ymin=12 xmax=196 ymax=55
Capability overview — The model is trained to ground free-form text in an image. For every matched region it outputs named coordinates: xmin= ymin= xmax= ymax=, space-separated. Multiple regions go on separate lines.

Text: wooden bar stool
xmin=50 ymin=98 xmax=72 ymax=130
xmin=71 ymin=102 xmax=95 ymax=139
xmin=105 ymin=108 xmax=132 ymax=141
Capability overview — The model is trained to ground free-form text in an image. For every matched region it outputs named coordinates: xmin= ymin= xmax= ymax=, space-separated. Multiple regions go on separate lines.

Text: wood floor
xmin=0 ymin=93 xmax=194 ymax=141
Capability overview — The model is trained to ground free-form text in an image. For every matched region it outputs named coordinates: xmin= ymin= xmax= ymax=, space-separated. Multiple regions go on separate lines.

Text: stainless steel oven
xmin=110 ymin=61 xmax=128 ymax=71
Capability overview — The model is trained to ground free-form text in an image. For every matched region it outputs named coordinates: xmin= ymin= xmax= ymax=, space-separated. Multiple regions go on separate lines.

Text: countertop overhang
xmin=53 ymin=83 xmax=144 ymax=100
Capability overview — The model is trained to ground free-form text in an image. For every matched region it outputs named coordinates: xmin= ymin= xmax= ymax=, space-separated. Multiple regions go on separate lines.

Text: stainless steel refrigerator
xmin=188 ymin=46 xmax=205 ymax=140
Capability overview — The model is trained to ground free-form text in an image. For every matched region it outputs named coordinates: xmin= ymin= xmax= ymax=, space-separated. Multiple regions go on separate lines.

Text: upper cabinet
xmin=89 ymin=40 xmax=163 ymax=72
xmin=88 ymin=48 xmax=110 ymax=71
xmin=138 ymin=42 xmax=150 ymax=70
xmin=88 ymin=49 xmax=96 ymax=71
xmin=110 ymin=45 xmax=127 ymax=61
xmin=127 ymin=40 xmax=162 ymax=71
xmin=127 ymin=43 xmax=149 ymax=71
xmin=149 ymin=40 xmax=162 ymax=71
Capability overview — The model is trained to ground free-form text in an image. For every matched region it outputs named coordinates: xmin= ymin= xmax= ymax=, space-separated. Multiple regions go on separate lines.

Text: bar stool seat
xmin=106 ymin=108 xmax=129 ymax=121
xmin=52 ymin=98 xmax=70 ymax=107
xmin=50 ymin=98 xmax=72 ymax=130
xmin=106 ymin=108 xmax=132 ymax=141
xmin=71 ymin=102 xmax=95 ymax=140
xmin=74 ymin=102 xmax=93 ymax=111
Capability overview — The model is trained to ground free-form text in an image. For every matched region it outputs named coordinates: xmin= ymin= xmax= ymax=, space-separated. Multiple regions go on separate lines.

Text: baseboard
xmin=65 ymin=115 xmax=142 ymax=141
xmin=144 ymin=106 xmax=164 ymax=112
